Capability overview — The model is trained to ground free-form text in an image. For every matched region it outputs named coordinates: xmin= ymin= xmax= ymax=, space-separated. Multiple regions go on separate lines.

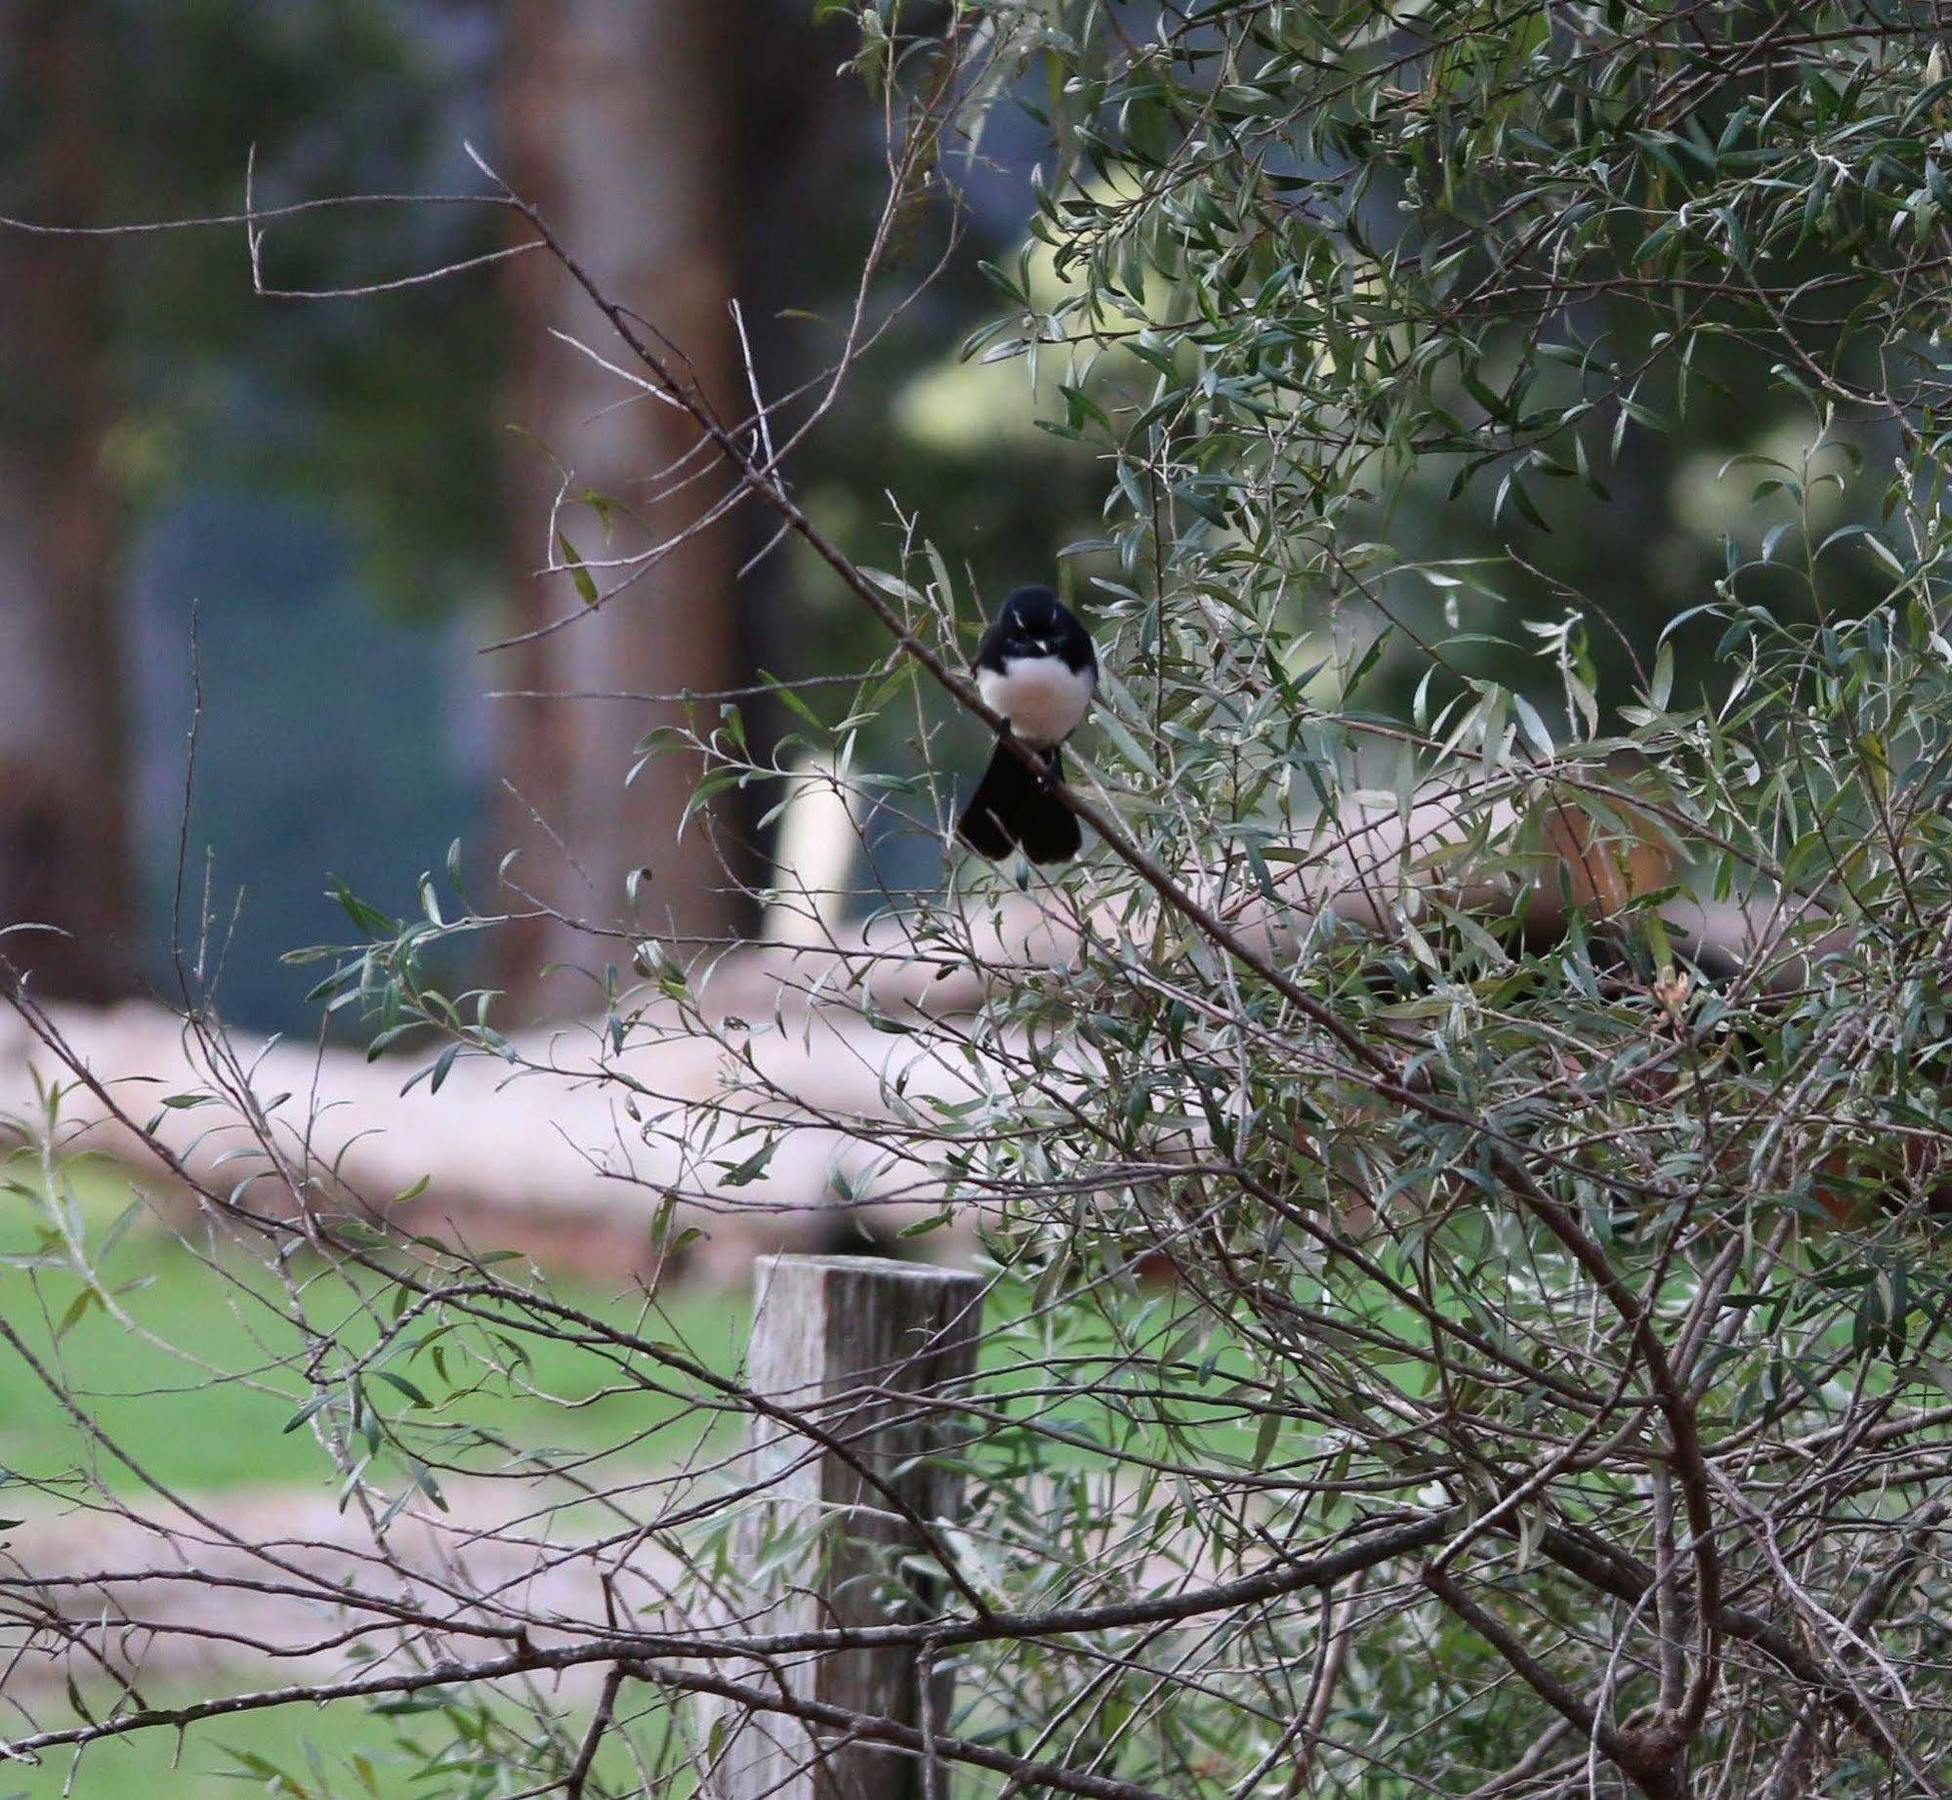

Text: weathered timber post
xmin=704 ymin=1253 xmax=985 ymax=1800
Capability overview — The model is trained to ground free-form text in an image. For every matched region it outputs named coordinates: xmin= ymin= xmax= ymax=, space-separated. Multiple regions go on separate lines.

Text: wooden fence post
xmin=703 ymin=1253 xmax=986 ymax=1800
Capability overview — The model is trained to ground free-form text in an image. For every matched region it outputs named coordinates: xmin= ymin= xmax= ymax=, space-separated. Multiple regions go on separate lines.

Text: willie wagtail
xmin=955 ymin=586 xmax=1098 ymax=864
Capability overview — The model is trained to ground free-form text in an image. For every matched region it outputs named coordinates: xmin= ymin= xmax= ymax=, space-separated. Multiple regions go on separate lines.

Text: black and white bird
xmin=955 ymin=585 xmax=1098 ymax=864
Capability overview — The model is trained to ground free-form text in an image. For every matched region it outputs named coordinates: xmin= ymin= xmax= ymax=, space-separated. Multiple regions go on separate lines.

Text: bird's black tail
xmin=956 ymin=741 xmax=1083 ymax=864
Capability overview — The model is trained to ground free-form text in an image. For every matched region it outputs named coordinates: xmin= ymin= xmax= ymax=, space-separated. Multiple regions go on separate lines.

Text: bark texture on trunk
xmin=0 ymin=2 xmax=131 ymax=1002
xmin=496 ymin=0 xmax=746 ymax=1018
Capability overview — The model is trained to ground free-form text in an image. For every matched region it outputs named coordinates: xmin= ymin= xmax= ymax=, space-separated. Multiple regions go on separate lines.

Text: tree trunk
xmin=495 ymin=0 xmax=746 ymax=1019
xmin=0 ymin=2 xmax=131 ymax=1002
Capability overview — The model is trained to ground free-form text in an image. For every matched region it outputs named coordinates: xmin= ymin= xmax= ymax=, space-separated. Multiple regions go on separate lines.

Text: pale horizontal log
xmin=0 ymin=770 xmax=1830 ymax=1264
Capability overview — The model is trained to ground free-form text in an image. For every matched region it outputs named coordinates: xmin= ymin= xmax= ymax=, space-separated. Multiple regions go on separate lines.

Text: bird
xmin=955 ymin=585 xmax=1098 ymax=864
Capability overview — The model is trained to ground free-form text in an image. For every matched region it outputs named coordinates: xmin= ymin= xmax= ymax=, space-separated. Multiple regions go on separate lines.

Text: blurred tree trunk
xmin=496 ymin=0 xmax=746 ymax=1018
xmin=0 ymin=2 xmax=131 ymax=1002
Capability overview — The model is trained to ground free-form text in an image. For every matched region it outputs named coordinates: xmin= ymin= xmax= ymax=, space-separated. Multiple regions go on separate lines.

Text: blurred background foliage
xmin=0 ymin=0 xmax=1108 ymax=1029
xmin=0 ymin=0 xmax=1890 ymax=1032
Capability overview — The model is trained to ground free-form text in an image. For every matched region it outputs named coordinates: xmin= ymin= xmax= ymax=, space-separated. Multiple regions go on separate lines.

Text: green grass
xmin=0 ymin=1156 xmax=748 ymax=1498
xmin=0 ymin=1161 xmax=742 ymax=1796
xmin=0 ymin=1164 xmax=1327 ymax=1797
xmin=3 ymin=1698 xmax=425 ymax=1799
xmin=1 ymin=1688 xmax=682 ymax=1799
xmin=0 ymin=1157 xmax=1269 ymax=1502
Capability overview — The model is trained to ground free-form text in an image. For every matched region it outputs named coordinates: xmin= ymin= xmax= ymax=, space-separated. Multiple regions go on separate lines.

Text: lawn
xmin=0 ymin=1155 xmax=750 ymax=1498
xmin=1 ymin=1156 xmax=730 ymax=1794
xmin=2 ymin=1688 xmax=677 ymax=1800
xmin=0 ymin=1156 xmax=1268 ymax=1501
xmin=4 ymin=1698 xmax=450 ymax=1800
xmin=0 ymin=1157 xmax=1283 ymax=1797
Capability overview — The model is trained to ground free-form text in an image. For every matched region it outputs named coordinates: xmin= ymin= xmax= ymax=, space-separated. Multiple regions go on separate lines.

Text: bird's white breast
xmin=978 ymin=656 xmax=1094 ymax=747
